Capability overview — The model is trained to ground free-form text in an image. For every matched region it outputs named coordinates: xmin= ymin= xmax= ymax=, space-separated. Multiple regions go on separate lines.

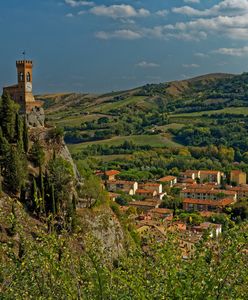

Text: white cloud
xmin=136 ymin=61 xmax=160 ymax=68
xmin=95 ymin=29 xmax=142 ymax=40
xmin=90 ymin=4 xmax=150 ymax=19
xmin=172 ymin=6 xmax=210 ymax=17
xmin=213 ymin=46 xmax=248 ymax=56
xmin=163 ymin=13 xmax=248 ymax=40
xmin=173 ymin=0 xmax=248 ymax=17
xmin=184 ymin=0 xmax=200 ymax=3
xmin=156 ymin=10 xmax=169 ymax=17
xmin=65 ymin=0 xmax=94 ymax=7
xmin=194 ymin=52 xmax=209 ymax=58
xmin=95 ymin=25 xmax=207 ymax=41
xmin=65 ymin=13 xmax=74 ymax=17
xmin=93 ymin=1 xmax=248 ymax=43
xmin=182 ymin=63 xmax=200 ymax=68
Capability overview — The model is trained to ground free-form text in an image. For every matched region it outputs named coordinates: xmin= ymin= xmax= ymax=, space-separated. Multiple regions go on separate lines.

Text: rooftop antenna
xmin=22 ymin=50 xmax=26 ymax=60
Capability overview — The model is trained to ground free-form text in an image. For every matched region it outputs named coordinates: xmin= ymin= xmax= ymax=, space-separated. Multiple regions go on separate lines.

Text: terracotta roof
xmin=200 ymin=170 xmax=220 ymax=175
xmin=140 ymin=183 xmax=161 ymax=187
xmin=107 ymin=180 xmax=136 ymax=185
xmin=150 ymin=208 xmax=173 ymax=215
xmin=193 ymin=222 xmax=221 ymax=230
xmin=108 ymin=192 xmax=119 ymax=197
xmin=182 ymin=188 xmax=236 ymax=195
xmin=231 ymin=170 xmax=246 ymax=175
xmin=183 ymin=198 xmax=234 ymax=206
xmin=199 ymin=211 xmax=217 ymax=217
xmin=182 ymin=178 xmax=196 ymax=184
xmin=158 ymin=176 xmax=177 ymax=182
xmin=105 ymin=170 xmax=120 ymax=176
xmin=136 ymin=189 xmax=156 ymax=194
xmin=190 ymin=184 xmax=216 ymax=190
xmin=227 ymin=186 xmax=248 ymax=192
xmin=184 ymin=170 xmax=199 ymax=175
xmin=97 ymin=170 xmax=120 ymax=176
xmin=129 ymin=201 xmax=159 ymax=207
xmin=3 ymin=84 xmax=18 ymax=89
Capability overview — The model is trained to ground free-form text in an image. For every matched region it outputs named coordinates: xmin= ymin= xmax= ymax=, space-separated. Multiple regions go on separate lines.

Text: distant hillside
xmin=38 ymin=72 xmax=240 ymax=118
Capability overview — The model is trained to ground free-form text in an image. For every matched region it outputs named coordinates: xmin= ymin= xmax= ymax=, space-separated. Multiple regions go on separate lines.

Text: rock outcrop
xmin=26 ymin=107 xmax=45 ymax=128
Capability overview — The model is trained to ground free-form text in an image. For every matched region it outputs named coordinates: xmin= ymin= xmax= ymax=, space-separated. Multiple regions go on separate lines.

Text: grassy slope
xmin=87 ymin=96 xmax=147 ymax=113
xmin=43 ymin=72 xmax=248 ymax=156
xmin=68 ymin=134 xmax=181 ymax=154
xmin=172 ymin=107 xmax=248 ymax=118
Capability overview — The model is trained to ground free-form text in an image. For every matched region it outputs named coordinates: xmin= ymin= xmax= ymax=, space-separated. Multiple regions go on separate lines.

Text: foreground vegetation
xmin=0 ymin=222 xmax=247 ymax=299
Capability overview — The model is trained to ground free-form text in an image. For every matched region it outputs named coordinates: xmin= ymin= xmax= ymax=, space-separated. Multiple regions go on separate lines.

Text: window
xmin=26 ymin=72 xmax=31 ymax=82
xmin=19 ymin=72 xmax=24 ymax=81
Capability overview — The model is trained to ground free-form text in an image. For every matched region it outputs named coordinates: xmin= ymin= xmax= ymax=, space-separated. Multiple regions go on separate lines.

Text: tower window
xmin=19 ymin=72 xmax=24 ymax=81
xmin=26 ymin=72 xmax=31 ymax=82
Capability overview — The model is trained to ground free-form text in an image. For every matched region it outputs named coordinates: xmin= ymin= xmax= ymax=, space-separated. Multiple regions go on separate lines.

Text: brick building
xmin=3 ymin=60 xmax=43 ymax=113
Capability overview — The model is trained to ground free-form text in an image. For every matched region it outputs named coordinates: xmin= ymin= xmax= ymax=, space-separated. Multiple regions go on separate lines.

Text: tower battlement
xmin=16 ymin=60 xmax=33 ymax=66
xmin=3 ymin=58 xmax=43 ymax=114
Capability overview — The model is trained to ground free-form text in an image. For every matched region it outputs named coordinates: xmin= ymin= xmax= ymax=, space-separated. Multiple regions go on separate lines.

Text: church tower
xmin=3 ymin=59 xmax=43 ymax=114
xmin=16 ymin=60 xmax=35 ymax=106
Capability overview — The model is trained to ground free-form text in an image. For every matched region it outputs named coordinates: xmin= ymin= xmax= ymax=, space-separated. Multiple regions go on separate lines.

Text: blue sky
xmin=1 ymin=0 xmax=248 ymax=94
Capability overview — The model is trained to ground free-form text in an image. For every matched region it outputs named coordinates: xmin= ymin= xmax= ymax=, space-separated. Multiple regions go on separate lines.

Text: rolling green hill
xmin=39 ymin=72 xmax=248 ymax=160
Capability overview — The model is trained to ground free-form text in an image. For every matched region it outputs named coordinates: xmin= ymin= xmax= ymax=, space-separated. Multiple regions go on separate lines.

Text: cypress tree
xmin=4 ymin=146 xmax=26 ymax=193
xmin=15 ymin=113 xmax=24 ymax=151
xmin=0 ymin=92 xmax=18 ymax=141
xmin=23 ymin=117 xmax=29 ymax=153
xmin=10 ymin=202 xmax=17 ymax=236
xmin=32 ymin=177 xmax=39 ymax=213
xmin=39 ymin=165 xmax=45 ymax=212
xmin=0 ymin=168 xmax=2 ymax=196
xmin=20 ymin=185 xmax=26 ymax=203
xmin=51 ymin=184 xmax=56 ymax=215
xmin=0 ymin=127 xmax=10 ymax=164
xmin=30 ymin=140 xmax=45 ymax=167
xmin=43 ymin=171 xmax=50 ymax=214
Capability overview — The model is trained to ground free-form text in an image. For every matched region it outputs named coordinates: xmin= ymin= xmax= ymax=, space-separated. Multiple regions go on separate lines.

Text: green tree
xmin=79 ymin=175 xmax=107 ymax=208
xmin=0 ymin=92 xmax=19 ymax=141
xmin=30 ymin=140 xmax=45 ymax=167
xmin=23 ymin=117 xmax=29 ymax=153
xmin=48 ymin=157 xmax=74 ymax=212
xmin=4 ymin=146 xmax=27 ymax=193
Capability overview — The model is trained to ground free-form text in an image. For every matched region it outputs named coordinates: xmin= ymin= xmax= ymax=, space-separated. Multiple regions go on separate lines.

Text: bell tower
xmin=3 ymin=58 xmax=43 ymax=115
xmin=16 ymin=60 xmax=35 ymax=106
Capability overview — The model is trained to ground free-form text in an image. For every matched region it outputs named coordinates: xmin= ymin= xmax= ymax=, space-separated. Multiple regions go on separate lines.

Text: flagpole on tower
xmin=22 ymin=50 xmax=26 ymax=60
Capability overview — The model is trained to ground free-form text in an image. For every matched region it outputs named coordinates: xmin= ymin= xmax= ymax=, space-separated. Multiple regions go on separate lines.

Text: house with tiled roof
xmin=181 ymin=188 xmax=237 ymax=212
xmin=199 ymin=170 xmax=222 ymax=185
xmin=158 ymin=176 xmax=177 ymax=187
xmin=136 ymin=189 xmax=158 ymax=198
xmin=107 ymin=180 xmax=138 ymax=195
xmin=179 ymin=170 xmax=200 ymax=182
xmin=230 ymin=170 xmax=247 ymax=185
xmin=149 ymin=208 xmax=173 ymax=220
xmin=139 ymin=183 xmax=163 ymax=194
xmin=96 ymin=169 xmax=120 ymax=181
xmin=191 ymin=222 xmax=222 ymax=237
xmin=226 ymin=185 xmax=248 ymax=200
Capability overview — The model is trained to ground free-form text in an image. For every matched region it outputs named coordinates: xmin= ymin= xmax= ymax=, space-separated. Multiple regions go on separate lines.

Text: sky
xmin=1 ymin=0 xmax=248 ymax=94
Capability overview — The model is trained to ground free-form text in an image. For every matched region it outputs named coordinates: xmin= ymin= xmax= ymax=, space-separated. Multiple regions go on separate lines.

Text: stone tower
xmin=16 ymin=60 xmax=35 ymax=106
xmin=3 ymin=59 xmax=45 ymax=127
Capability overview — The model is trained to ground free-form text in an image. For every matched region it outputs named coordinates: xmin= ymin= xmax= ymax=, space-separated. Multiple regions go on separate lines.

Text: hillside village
xmin=94 ymin=168 xmax=247 ymax=257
